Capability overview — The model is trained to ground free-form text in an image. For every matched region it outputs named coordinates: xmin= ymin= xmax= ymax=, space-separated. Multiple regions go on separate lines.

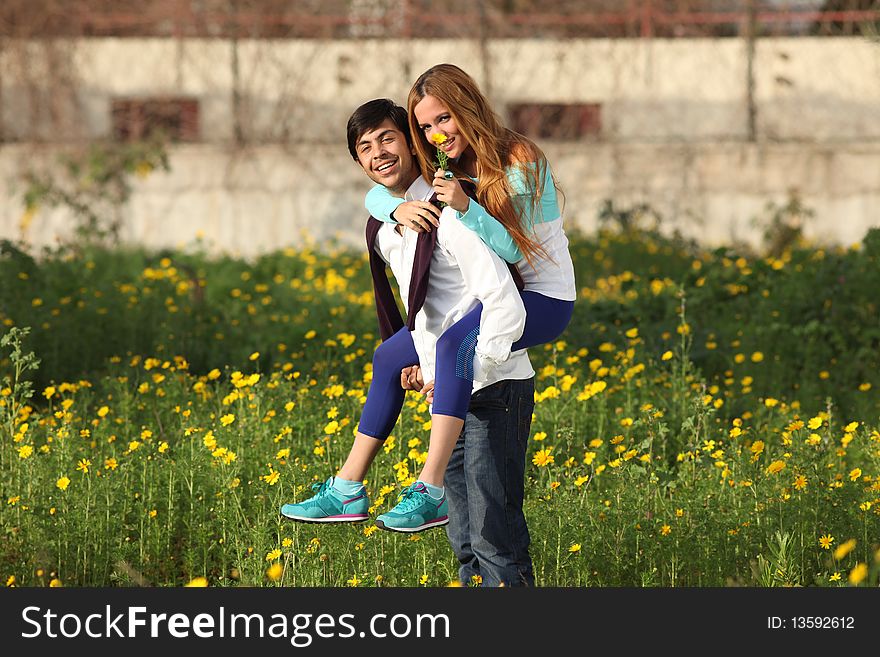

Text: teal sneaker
xmin=375 ymin=482 xmax=448 ymax=533
xmin=280 ymin=477 xmax=369 ymax=523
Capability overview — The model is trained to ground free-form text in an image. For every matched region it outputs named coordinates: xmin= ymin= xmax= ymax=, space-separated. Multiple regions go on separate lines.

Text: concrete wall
xmin=3 ymin=140 xmax=878 ymax=257
xmin=2 ymin=37 xmax=879 ymax=142
xmin=1 ymin=36 xmax=878 ymax=254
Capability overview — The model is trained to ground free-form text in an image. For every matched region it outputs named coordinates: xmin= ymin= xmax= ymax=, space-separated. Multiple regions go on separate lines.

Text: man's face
xmin=354 ymin=119 xmax=419 ymax=195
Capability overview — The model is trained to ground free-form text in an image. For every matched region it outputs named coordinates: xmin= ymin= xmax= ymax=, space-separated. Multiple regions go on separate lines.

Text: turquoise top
xmin=364 ymin=162 xmax=560 ymax=264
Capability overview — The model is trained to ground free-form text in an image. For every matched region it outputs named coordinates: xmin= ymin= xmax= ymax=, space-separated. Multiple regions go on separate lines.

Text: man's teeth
xmin=377 ymin=162 xmax=395 ymax=172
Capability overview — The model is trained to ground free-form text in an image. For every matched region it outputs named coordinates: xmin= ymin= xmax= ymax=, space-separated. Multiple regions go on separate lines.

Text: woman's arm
xmin=365 ymin=184 xmax=441 ymax=232
xmin=365 ymin=184 xmax=405 ymax=224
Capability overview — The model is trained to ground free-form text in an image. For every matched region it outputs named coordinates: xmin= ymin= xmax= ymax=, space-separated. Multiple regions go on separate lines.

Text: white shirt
xmin=373 ymin=176 xmax=534 ymax=391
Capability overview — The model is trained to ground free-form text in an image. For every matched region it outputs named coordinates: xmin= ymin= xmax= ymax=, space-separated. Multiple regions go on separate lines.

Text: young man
xmin=282 ymin=99 xmax=536 ymax=586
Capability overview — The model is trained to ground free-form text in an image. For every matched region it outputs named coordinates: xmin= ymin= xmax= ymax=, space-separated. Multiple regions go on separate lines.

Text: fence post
xmin=641 ymin=0 xmax=654 ymax=38
xmin=478 ymin=0 xmax=491 ymax=99
xmin=745 ymin=0 xmax=757 ymax=142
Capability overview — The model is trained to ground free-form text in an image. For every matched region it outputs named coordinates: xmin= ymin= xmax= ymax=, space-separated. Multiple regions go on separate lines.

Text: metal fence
xmin=1 ymin=1 xmax=879 ymax=39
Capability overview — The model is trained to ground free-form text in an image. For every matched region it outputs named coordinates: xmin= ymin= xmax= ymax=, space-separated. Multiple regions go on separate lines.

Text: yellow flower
xmin=829 ymin=572 xmax=841 ymax=582
xmin=533 ymin=431 xmax=547 ymax=441
xmin=97 ymin=406 xmax=109 ymax=418
xmin=766 ymin=460 xmax=786 ymax=475
xmin=17 ymin=445 xmax=33 ymax=459
xmin=56 ymin=476 xmax=71 ymax=491
xmin=793 ymin=475 xmax=808 ymax=490
xmin=819 ymin=534 xmax=834 ymax=549
xmin=104 ymin=457 xmax=118 ymax=470
xmin=220 ymin=414 xmax=235 ymax=427
xmin=751 ymin=351 xmax=764 ymax=362
xmin=282 ymin=538 xmax=293 ymax=547
xmin=807 ymin=416 xmax=823 ymax=430
xmin=76 ymin=458 xmax=91 ymax=474
xmin=844 ymin=421 xmax=859 ymax=433
xmin=661 ymin=525 xmax=671 ymax=536
xmin=249 ymin=351 xmax=260 ymax=361
xmin=849 ymin=468 xmax=862 ymax=482
xmin=49 ymin=578 xmax=63 ymax=587
xmin=184 ymin=577 xmax=208 ymax=587
xmin=430 ymin=133 xmax=448 ymax=146
xmin=304 ymin=330 xmax=316 ymax=339
xmin=266 ymin=548 xmax=282 ymax=562
xmin=764 ymin=397 xmax=778 ymax=408
xmin=848 ymin=563 xmax=868 ymax=585
xmin=532 ymin=449 xmax=554 ymax=467
xmin=261 ymin=470 xmax=280 ymax=486
xmin=266 ymin=563 xmax=283 ymax=582
xmin=834 ymin=539 xmax=856 ymax=561
xmin=158 ymin=441 xmax=169 ymax=453
xmin=661 ymin=350 xmax=673 ymax=361
xmin=346 ymin=575 xmax=361 ymax=587
xmin=574 ymin=475 xmax=589 ymax=487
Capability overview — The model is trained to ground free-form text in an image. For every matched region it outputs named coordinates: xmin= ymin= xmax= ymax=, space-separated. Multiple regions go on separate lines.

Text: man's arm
xmin=438 ymin=208 xmax=526 ymax=382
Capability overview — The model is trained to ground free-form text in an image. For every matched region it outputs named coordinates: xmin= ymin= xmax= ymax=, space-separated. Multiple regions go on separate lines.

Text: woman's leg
xmin=338 ymin=326 xmax=420 ymax=481
xmin=281 ymin=327 xmax=418 ymax=522
xmin=418 ymin=292 xmax=574 ymax=486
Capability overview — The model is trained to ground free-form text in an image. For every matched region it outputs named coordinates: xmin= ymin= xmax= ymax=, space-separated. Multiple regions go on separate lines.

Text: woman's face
xmin=413 ymin=94 xmax=471 ymax=163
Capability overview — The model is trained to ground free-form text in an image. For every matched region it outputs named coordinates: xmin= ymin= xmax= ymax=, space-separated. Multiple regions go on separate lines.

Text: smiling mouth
xmin=375 ymin=160 xmax=397 ymax=173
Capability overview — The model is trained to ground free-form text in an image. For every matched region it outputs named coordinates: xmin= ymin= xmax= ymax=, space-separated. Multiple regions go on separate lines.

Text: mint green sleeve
xmin=455 ymin=166 xmax=545 ymax=264
xmin=365 ymin=184 xmax=405 ymax=224
xmin=456 ymin=198 xmax=523 ymax=263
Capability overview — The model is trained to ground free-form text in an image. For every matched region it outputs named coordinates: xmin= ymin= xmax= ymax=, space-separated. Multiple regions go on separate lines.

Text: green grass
xmin=1 ymin=227 xmax=879 ymax=587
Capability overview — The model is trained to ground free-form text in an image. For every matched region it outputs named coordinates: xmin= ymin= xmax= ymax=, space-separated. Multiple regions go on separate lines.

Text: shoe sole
xmin=280 ymin=512 xmax=369 ymax=523
xmin=375 ymin=515 xmax=449 ymax=533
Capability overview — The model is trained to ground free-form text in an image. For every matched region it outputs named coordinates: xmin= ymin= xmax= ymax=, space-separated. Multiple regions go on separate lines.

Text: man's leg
xmin=443 ymin=423 xmax=480 ymax=585
xmin=461 ymin=377 xmax=535 ymax=586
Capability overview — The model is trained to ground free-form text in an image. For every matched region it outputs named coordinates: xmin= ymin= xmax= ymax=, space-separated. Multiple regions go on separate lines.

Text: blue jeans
xmin=444 ymin=377 xmax=536 ymax=587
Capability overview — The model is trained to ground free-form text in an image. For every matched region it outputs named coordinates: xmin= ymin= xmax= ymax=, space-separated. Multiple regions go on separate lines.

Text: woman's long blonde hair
xmin=406 ymin=64 xmax=551 ymax=267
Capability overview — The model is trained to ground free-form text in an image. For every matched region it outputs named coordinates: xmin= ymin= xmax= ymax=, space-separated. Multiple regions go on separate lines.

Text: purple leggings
xmin=358 ymin=291 xmax=573 ymax=438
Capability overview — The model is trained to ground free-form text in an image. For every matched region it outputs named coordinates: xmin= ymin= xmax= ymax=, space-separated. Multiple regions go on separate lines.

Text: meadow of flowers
xmin=1 ymin=225 xmax=878 ymax=587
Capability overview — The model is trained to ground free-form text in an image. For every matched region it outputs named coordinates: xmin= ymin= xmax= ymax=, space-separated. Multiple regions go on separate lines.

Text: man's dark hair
xmin=346 ymin=98 xmax=411 ymax=161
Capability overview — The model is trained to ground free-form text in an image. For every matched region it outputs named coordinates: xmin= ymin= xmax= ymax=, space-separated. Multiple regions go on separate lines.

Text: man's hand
xmin=400 ymin=365 xmax=424 ymax=391
xmin=420 ymin=380 xmax=435 ymax=404
xmin=433 ymin=169 xmax=470 ymax=214
xmin=391 ymin=201 xmax=441 ymax=233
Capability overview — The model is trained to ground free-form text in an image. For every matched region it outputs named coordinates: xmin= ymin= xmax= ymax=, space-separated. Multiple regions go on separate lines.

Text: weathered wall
xmin=1 ymin=36 xmax=878 ymax=253
xmin=3 ymin=141 xmax=878 ymax=256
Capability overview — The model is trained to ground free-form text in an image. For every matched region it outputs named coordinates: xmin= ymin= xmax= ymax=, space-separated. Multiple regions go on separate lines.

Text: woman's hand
xmin=391 ymin=201 xmax=441 ymax=233
xmin=433 ymin=169 xmax=470 ymax=214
